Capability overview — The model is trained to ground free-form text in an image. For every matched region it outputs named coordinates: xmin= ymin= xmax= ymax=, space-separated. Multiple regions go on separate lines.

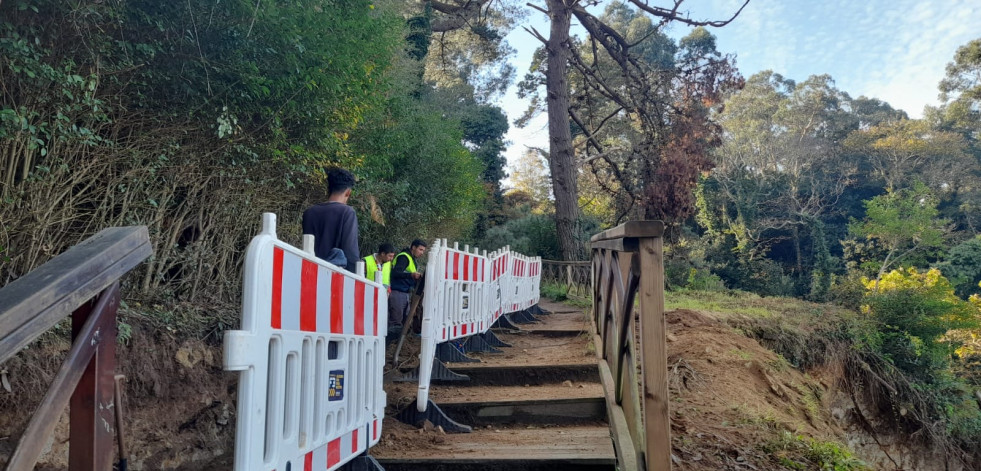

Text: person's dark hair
xmin=410 ymin=239 xmax=428 ymax=248
xmin=378 ymin=243 xmax=396 ymax=254
xmin=327 ymin=168 xmax=356 ymax=195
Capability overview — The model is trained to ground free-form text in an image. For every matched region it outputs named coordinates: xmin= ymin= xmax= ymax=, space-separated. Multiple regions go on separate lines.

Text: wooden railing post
xmin=589 ymin=221 xmax=668 ymax=471
xmin=69 ymin=286 xmax=119 ymax=471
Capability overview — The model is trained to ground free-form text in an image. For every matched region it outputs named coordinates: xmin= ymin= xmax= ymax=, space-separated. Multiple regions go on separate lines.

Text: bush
xmin=862 ymin=268 xmax=980 ymax=383
xmin=686 ymin=268 xmax=727 ymax=291
xmin=828 ymin=272 xmax=866 ymax=310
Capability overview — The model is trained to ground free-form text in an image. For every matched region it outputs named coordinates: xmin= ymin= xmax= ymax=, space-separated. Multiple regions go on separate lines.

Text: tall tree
xmin=708 ymin=72 xmax=856 ymax=260
xmin=519 ymin=0 xmax=747 ymax=259
xmin=937 ymin=38 xmax=981 ymax=139
xmin=843 ymin=119 xmax=974 ymax=193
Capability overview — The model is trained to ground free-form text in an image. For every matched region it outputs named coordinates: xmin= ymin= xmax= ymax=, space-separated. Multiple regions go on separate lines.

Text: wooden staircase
xmin=373 ymin=301 xmax=615 ymax=471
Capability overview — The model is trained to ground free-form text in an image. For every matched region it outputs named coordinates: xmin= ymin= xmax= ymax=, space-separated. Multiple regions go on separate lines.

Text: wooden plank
xmin=542 ymin=260 xmax=591 ymax=266
xmin=5 ymin=283 xmax=118 ymax=471
xmin=447 ymin=364 xmax=600 ymax=386
xmin=589 ymin=238 xmax=638 ymax=253
xmin=590 ymin=221 xmax=664 ymax=243
xmin=0 ymin=227 xmax=151 ymax=364
xmin=436 ymin=396 xmax=606 ymax=425
xmin=595 ymin=335 xmax=639 ymax=471
xmin=638 ymin=236 xmax=670 ymax=471
xmin=372 ymin=425 xmax=615 ymax=462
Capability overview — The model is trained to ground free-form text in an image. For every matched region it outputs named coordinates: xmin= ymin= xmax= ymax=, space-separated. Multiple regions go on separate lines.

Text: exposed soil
xmin=0 ymin=301 xmax=957 ymax=470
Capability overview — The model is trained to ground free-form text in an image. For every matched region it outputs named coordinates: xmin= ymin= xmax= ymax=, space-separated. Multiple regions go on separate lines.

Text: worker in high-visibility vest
xmin=388 ymin=239 xmax=428 ymax=328
xmin=363 ymin=243 xmax=395 ymax=288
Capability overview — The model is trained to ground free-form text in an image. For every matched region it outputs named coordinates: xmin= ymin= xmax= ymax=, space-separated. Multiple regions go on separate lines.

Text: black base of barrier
xmin=464 ymin=334 xmax=502 ymax=354
xmin=338 ymin=453 xmax=385 ymax=471
xmin=511 ymin=310 xmax=539 ymax=324
xmin=396 ymin=399 xmax=472 ymax=434
xmin=529 ymin=303 xmax=551 ymax=315
xmin=436 ymin=342 xmax=480 ymax=363
xmin=392 ymin=358 xmax=470 ymax=383
xmin=492 ymin=315 xmax=522 ymax=331
xmin=480 ymin=330 xmax=511 ymax=348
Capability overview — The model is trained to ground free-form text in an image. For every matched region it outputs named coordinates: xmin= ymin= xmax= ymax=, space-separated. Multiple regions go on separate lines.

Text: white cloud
xmin=495 ymin=0 xmax=981 ymax=168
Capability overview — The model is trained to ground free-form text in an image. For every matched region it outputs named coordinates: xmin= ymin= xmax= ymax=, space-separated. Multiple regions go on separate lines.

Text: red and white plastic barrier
xmin=417 ymin=240 xmax=491 ymax=409
xmin=415 ymin=241 xmax=544 ymax=411
xmin=496 ymin=250 xmax=541 ymax=315
xmin=224 ymin=213 xmax=387 ymax=471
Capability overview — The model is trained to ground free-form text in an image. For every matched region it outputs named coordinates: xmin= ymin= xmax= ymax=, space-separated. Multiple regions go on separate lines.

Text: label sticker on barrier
xmin=223 ymin=213 xmax=387 ymax=471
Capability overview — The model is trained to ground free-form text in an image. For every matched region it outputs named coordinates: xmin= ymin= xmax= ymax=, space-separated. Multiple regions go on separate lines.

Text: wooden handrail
xmin=590 ymin=220 xmax=669 ymax=471
xmin=540 ymin=259 xmax=590 ymax=266
xmin=0 ymin=227 xmax=152 ymax=363
xmin=0 ymin=226 xmax=151 ymax=471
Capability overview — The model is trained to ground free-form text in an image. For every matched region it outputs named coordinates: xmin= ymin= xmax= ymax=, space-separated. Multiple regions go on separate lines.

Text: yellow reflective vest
xmin=363 ymin=254 xmax=391 ymax=285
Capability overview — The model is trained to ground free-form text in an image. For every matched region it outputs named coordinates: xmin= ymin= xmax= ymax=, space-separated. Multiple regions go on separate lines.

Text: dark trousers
xmin=388 ymin=290 xmax=410 ymax=327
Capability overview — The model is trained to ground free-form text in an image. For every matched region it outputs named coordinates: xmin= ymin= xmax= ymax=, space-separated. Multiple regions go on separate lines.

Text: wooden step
xmin=439 ymin=396 xmax=606 ymax=425
xmin=372 ymin=423 xmax=615 ymax=471
xmin=443 ymin=363 xmax=599 ymax=386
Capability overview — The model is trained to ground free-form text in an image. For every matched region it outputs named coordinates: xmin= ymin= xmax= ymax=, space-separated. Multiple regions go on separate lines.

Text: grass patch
xmin=541 ymin=281 xmax=570 ymax=302
xmin=764 ymin=431 xmax=869 ymax=471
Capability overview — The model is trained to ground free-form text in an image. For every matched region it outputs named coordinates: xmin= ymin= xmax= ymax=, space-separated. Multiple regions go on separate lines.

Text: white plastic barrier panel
xmin=224 ymin=213 xmax=387 ymax=471
xmin=417 ymin=239 xmax=492 ymax=410
xmin=501 ymin=252 xmax=541 ymax=314
xmin=530 ymin=257 xmax=541 ymax=307
xmin=487 ymin=249 xmax=510 ymax=322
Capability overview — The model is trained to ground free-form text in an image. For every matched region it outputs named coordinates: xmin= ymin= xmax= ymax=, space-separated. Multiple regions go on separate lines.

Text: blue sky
xmin=496 ymin=0 xmax=981 ymax=180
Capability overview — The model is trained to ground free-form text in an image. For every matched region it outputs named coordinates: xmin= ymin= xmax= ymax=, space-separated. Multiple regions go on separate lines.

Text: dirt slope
xmin=0 ymin=304 xmax=952 ymax=470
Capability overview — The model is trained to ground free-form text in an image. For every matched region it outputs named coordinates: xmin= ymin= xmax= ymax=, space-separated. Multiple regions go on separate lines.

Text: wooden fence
xmin=590 ymin=221 xmax=670 ymax=471
xmin=541 ymin=259 xmax=591 ymax=298
xmin=0 ymin=227 xmax=151 ymax=470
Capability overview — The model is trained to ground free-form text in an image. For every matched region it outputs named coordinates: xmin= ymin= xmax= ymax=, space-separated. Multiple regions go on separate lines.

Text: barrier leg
xmin=463 ymin=335 xmax=502 ymax=354
xmin=480 ymin=330 xmax=511 ymax=348
xmin=397 ymin=400 xmax=472 ymax=433
xmin=436 ymin=342 xmax=480 ymax=363
xmin=511 ymin=310 xmax=539 ymax=324
xmin=392 ymin=358 xmax=469 ymax=382
xmin=529 ymin=303 xmax=550 ymax=315
xmin=338 ymin=453 xmax=385 ymax=471
xmin=492 ymin=315 xmax=522 ymax=331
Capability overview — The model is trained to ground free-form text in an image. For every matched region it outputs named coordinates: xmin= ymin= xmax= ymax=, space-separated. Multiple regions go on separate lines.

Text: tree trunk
xmin=545 ymin=0 xmax=583 ymax=260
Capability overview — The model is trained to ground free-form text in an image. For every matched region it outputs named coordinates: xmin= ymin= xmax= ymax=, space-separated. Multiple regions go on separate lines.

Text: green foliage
xmin=849 ymin=182 xmax=947 ymax=283
xmin=703 ymin=236 xmax=797 ymax=297
xmin=828 ymin=272 xmax=867 ymax=310
xmin=935 ymin=236 xmax=981 ymax=299
xmin=478 ymin=213 xmax=561 ymax=259
xmin=809 ymin=220 xmax=833 ymax=302
xmin=0 ymin=0 xmax=495 ymax=316
xmin=862 ymin=268 xmax=980 ymax=383
xmin=351 ymin=81 xmax=485 ymax=246
xmin=541 ymin=282 xmax=569 ymax=302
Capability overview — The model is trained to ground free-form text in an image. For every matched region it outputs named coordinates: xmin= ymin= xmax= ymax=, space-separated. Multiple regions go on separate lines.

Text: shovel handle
xmin=113 ymin=374 xmax=128 ymax=461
